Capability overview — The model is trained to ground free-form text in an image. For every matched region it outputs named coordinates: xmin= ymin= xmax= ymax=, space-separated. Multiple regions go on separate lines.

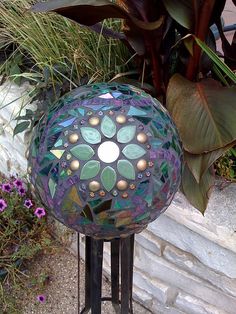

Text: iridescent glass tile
xmin=117 ymin=160 xmax=135 ymax=180
xmin=81 ymin=127 xmax=101 ymax=144
xmin=122 ymin=144 xmax=146 ymax=159
xmin=101 ymin=116 xmax=116 ymax=138
xmin=70 ymin=144 xmax=95 ymax=160
xmin=101 ymin=166 xmax=117 ymax=192
xmin=50 ymin=149 xmax=65 ymax=159
xmin=80 ymin=160 xmax=100 ymax=180
xmin=117 ymin=126 xmax=136 ymax=144
xmin=48 ymin=178 xmax=57 ymax=198
xmin=59 ymin=117 xmax=76 ymax=127
xmin=127 ymin=106 xmax=147 ymax=116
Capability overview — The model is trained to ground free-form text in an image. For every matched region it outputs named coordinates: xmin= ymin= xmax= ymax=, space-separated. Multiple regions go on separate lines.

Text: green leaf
xmin=9 ymin=63 xmax=21 ymax=85
xmin=184 ymin=143 xmax=235 ymax=183
xmin=167 ymin=74 xmax=236 ymax=154
xmin=13 ymin=121 xmax=31 ymax=136
xmin=181 ymin=163 xmax=214 ymax=214
xmin=194 ymin=37 xmax=236 ymax=84
xmin=31 ymin=0 xmax=164 ymax=31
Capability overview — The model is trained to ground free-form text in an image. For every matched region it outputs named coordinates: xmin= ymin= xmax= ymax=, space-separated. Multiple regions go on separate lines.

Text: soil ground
xmin=22 ymin=249 xmax=151 ymax=314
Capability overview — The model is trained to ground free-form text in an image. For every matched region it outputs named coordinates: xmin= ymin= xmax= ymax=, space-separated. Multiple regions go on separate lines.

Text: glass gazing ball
xmin=28 ymin=83 xmax=182 ymax=239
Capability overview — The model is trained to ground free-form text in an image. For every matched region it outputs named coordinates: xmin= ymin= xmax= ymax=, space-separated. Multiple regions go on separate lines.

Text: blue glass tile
xmin=59 ymin=117 xmax=76 ymax=127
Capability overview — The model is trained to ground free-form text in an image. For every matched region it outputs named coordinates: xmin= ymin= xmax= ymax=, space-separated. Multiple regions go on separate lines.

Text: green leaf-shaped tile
xmin=101 ymin=115 xmax=116 ymax=138
xmin=117 ymin=125 xmax=136 ymax=144
xmin=71 ymin=144 xmax=95 ymax=161
xmin=122 ymin=144 xmax=146 ymax=159
xmin=81 ymin=127 xmax=101 ymax=144
xmin=117 ymin=160 xmax=135 ymax=180
xmin=101 ymin=166 xmax=117 ymax=192
xmin=80 ymin=161 xmax=100 ymax=180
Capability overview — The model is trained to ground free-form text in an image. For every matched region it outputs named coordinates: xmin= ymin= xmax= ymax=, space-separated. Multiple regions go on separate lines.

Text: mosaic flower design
xmin=28 ymin=83 xmax=182 ymax=239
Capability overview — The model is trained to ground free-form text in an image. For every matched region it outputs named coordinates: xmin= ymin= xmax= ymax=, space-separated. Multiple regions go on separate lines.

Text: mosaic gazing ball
xmin=28 ymin=83 xmax=182 ymax=239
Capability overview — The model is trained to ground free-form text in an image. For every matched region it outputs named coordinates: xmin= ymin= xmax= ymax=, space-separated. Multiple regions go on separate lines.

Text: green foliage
xmin=0 ymin=0 xmax=131 ymax=137
xmin=0 ymin=0 xmax=130 ymax=84
xmin=0 ymin=175 xmax=53 ymax=313
xmin=215 ymin=147 xmax=236 ymax=182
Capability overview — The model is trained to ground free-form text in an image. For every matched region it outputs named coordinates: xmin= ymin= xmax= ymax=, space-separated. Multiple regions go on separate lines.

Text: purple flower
xmin=2 ymin=183 xmax=12 ymax=193
xmin=18 ymin=187 xmax=26 ymax=197
xmin=24 ymin=199 xmax=33 ymax=209
xmin=13 ymin=179 xmax=23 ymax=188
xmin=37 ymin=295 xmax=46 ymax=303
xmin=34 ymin=207 xmax=46 ymax=219
xmin=0 ymin=199 xmax=7 ymax=212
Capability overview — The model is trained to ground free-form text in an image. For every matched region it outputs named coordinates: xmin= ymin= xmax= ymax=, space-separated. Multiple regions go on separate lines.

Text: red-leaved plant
xmin=30 ymin=0 xmax=236 ymax=213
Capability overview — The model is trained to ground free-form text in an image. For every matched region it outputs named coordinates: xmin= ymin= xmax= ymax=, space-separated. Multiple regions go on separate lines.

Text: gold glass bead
xmin=27 ymin=166 xmax=32 ymax=174
xmin=67 ymin=169 xmax=72 ymax=175
xmin=116 ymin=115 xmax=126 ymax=124
xmin=117 ymin=180 xmax=128 ymax=191
xmin=70 ymin=160 xmax=80 ymax=171
xmin=68 ymin=133 xmax=79 ymax=144
xmin=89 ymin=181 xmax=101 ymax=192
xmin=89 ymin=116 xmax=100 ymax=126
xmin=137 ymin=159 xmax=148 ymax=171
xmin=137 ymin=132 xmax=148 ymax=144
xmin=90 ymin=192 xmax=95 ymax=198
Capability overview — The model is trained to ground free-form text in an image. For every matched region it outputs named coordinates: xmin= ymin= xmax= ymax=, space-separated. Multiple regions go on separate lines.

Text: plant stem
xmin=186 ymin=0 xmax=216 ymax=80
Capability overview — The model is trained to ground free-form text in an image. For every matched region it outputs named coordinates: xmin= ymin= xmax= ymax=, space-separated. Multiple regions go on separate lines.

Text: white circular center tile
xmin=98 ymin=141 xmax=120 ymax=163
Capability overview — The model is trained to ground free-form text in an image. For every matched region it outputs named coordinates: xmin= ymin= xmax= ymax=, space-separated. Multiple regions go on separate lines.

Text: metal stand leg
xmin=90 ymin=238 xmax=104 ymax=314
xmin=111 ymin=239 xmax=120 ymax=313
xmin=121 ymin=235 xmax=134 ymax=314
xmin=79 ymin=235 xmax=135 ymax=314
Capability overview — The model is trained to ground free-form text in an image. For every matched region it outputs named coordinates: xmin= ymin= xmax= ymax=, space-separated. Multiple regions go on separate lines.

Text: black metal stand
xmin=78 ymin=234 xmax=135 ymax=314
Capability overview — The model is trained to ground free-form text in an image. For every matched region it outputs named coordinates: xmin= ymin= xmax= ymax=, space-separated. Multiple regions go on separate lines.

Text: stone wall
xmin=1 ymin=80 xmax=236 ymax=314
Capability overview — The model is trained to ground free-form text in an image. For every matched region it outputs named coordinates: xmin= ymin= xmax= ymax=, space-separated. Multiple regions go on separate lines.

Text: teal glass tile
xmin=81 ymin=127 xmax=101 ymax=144
xmin=88 ymin=199 xmax=103 ymax=208
xmin=135 ymin=117 xmax=152 ymax=125
xmin=80 ymin=160 xmax=101 ymax=180
xmin=127 ymin=106 xmax=147 ymax=116
xmin=54 ymin=139 xmax=63 ymax=147
xmin=48 ymin=178 xmax=57 ymax=198
xmin=48 ymin=126 xmax=62 ymax=136
xmin=101 ymin=166 xmax=117 ymax=192
xmin=40 ymin=163 xmax=53 ymax=176
xmin=68 ymin=108 xmax=85 ymax=117
xmin=117 ymin=160 xmax=135 ymax=180
xmin=39 ymin=153 xmax=55 ymax=167
xmin=117 ymin=125 xmax=136 ymax=144
xmin=70 ymin=144 xmax=95 ymax=160
xmin=122 ymin=144 xmax=146 ymax=159
xmin=101 ymin=116 xmax=116 ymax=138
